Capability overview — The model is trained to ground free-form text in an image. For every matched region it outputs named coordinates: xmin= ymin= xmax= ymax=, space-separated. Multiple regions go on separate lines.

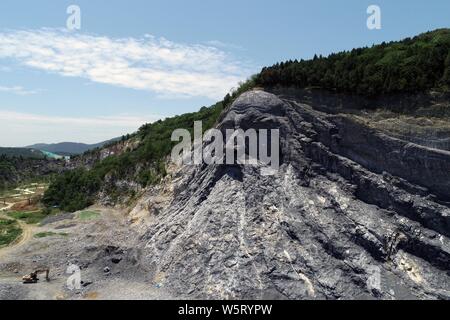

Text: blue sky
xmin=0 ymin=0 xmax=448 ymax=146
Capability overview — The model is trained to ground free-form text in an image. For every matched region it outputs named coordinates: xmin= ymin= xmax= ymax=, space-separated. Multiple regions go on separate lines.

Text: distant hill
xmin=0 ymin=147 xmax=46 ymax=159
xmin=26 ymin=138 xmax=120 ymax=155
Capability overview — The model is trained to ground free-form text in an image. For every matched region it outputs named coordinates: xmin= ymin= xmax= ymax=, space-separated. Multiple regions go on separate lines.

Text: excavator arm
xmin=22 ymin=268 xmax=50 ymax=284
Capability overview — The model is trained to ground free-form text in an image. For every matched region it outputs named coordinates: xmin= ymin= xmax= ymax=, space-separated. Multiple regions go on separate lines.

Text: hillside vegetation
xmin=0 ymin=148 xmax=46 ymax=159
xmin=0 ymin=148 xmax=67 ymax=191
xmin=42 ymin=29 xmax=450 ymax=212
xmin=0 ymin=156 xmax=59 ymax=191
xmin=42 ymin=102 xmax=225 ymax=212
xmin=0 ymin=157 xmax=17 ymax=190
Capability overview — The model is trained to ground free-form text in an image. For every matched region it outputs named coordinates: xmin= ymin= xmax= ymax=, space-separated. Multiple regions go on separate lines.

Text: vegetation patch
xmin=0 ymin=218 xmax=22 ymax=246
xmin=78 ymin=211 xmax=101 ymax=221
xmin=7 ymin=208 xmax=58 ymax=225
xmin=34 ymin=231 xmax=68 ymax=238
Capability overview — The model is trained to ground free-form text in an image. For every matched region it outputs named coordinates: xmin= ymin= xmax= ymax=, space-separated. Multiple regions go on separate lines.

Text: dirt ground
xmin=0 ymin=206 xmax=173 ymax=300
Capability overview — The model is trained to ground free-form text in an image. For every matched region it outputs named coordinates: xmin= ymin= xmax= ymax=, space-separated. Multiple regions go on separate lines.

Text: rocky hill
xmin=129 ymin=90 xmax=449 ymax=300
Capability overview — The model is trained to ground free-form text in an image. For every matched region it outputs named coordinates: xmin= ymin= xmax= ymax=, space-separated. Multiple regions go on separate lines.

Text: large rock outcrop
xmin=138 ymin=90 xmax=450 ymax=300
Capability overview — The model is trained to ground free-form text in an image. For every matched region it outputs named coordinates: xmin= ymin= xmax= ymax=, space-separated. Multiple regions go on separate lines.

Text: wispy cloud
xmin=0 ymin=85 xmax=40 ymax=95
xmin=0 ymin=28 xmax=253 ymax=100
xmin=0 ymin=110 xmax=161 ymax=127
xmin=0 ymin=110 xmax=163 ymax=146
xmin=205 ymin=40 xmax=245 ymax=51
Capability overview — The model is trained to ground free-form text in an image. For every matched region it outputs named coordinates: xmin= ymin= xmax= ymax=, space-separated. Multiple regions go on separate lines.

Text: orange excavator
xmin=22 ymin=268 xmax=50 ymax=284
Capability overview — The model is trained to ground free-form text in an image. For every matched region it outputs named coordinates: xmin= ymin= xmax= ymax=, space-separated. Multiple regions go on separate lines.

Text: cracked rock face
xmin=139 ymin=90 xmax=450 ymax=300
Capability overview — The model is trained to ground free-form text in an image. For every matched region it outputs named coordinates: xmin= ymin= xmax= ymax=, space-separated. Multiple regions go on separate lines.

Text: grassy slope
xmin=7 ymin=210 xmax=52 ymax=225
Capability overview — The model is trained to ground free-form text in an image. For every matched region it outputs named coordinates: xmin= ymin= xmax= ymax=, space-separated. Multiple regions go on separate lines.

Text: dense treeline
xmin=42 ymin=168 xmax=100 ymax=212
xmin=42 ymin=101 xmax=225 ymax=212
xmin=256 ymin=29 xmax=450 ymax=96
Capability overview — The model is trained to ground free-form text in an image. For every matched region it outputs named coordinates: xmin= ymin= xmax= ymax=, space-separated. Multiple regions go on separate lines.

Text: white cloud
xmin=205 ymin=40 xmax=244 ymax=51
xmin=0 ymin=85 xmax=40 ymax=95
xmin=0 ymin=110 xmax=162 ymax=146
xmin=0 ymin=29 xmax=252 ymax=100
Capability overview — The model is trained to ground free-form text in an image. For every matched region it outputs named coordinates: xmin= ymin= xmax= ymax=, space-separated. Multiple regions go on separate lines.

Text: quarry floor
xmin=0 ymin=205 xmax=173 ymax=300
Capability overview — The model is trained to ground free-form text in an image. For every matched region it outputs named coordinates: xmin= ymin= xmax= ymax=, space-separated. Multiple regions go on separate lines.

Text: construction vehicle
xmin=22 ymin=268 xmax=50 ymax=284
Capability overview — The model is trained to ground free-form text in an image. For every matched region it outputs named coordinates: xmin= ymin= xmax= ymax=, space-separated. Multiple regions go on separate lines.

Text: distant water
xmin=40 ymin=150 xmax=69 ymax=160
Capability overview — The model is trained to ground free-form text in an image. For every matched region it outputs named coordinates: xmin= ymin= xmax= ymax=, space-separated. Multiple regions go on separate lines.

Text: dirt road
xmin=0 ymin=185 xmax=40 ymax=258
xmin=0 ymin=212 xmax=36 ymax=259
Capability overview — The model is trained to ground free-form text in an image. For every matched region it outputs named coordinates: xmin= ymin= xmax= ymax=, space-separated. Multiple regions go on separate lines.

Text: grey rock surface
xmin=140 ymin=90 xmax=450 ymax=300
